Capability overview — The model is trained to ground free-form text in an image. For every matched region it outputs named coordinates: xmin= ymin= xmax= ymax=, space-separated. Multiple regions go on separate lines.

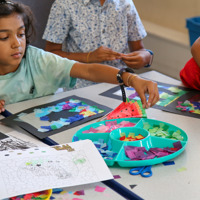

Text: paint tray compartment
xmin=73 ymin=118 xmax=188 ymax=167
xmin=75 ymin=132 xmax=123 ymax=166
xmin=136 ymin=118 xmax=188 ymax=141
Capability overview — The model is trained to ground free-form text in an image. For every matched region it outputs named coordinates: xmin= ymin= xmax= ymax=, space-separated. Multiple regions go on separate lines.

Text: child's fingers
xmin=137 ymin=90 xmax=147 ymax=109
xmin=146 ymin=82 xmax=159 ymax=108
xmin=0 ymin=107 xmax=5 ymax=112
xmin=0 ymin=99 xmax=5 ymax=105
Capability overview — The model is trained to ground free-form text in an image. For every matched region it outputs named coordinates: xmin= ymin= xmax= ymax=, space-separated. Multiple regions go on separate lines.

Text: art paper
xmin=0 ymin=140 xmax=113 ymax=199
xmin=100 ymin=82 xmax=200 ymax=118
xmin=162 ymin=91 xmax=200 ymax=118
xmin=1 ymin=96 xmax=112 ymax=139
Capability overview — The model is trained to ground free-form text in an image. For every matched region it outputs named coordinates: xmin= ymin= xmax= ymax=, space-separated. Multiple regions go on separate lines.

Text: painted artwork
xmin=1 ymin=96 xmax=112 ymax=139
xmin=100 ymin=82 xmax=200 ymax=118
xmin=0 ymin=140 xmax=113 ymax=199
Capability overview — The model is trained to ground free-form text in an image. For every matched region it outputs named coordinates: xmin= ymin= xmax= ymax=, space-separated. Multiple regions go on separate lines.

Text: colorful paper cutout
xmin=129 ymin=185 xmax=137 ymax=189
xmin=52 ymin=188 xmax=64 ymax=193
xmin=10 ymin=190 xmax=51 ymax=200
xmin=163 ymin=92 xmax=200 ymax=118
xmin=177 ymin=167 xmax=187 ymax=172
xmin=93 ymin=139 xmax=118 ymax=160
xmin=143 ymin=122 xmax=184 ymax=140
xmin=119 ymin=133 xmax=145 ymax=141
xmin=33 ymin=99 xmax=105 ymax=133
xmin=100 ymin=82 xmax=190 ymax=109
xmin=163 ymin=161 xmax=175 ymax=166
xmin=1 ymin=96 xmax=112 ymax=139
xmin=73 ymin=190 xmax=85 ymax=196
xmin=105 ymin=99 xmax=147 ymax=120
xmin=176 ymin=100 xmax=200 ymax=114
xmin=113 ymin=175 xmax=121 ymax=179
xmin=125 ymin=141 xmax=182 ymax=161
xmin=82 ymin=120 xmax=136 ymax=134
xmin=95 ymin=185 xmax=106 ymax=192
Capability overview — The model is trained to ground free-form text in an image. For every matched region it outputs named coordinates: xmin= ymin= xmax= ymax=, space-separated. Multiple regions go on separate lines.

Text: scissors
xmin=129 ymin=165 xmax=153 ymax=178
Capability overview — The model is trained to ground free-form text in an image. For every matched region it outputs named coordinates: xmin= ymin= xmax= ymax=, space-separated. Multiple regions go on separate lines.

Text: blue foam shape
xmin=52 ymin=188 xmax=64 ymax=194
xmin=41 ymin=126 xmax=52 ymax=130
xmin=73 ymin=136 xmax=79 ymax=141
xmin=40 ymin=116 xmax=49 ymax=121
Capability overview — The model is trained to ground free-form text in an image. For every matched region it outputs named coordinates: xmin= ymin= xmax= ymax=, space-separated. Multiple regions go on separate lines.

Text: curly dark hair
xmin=0 ymin=0 xmax=35 ymax=45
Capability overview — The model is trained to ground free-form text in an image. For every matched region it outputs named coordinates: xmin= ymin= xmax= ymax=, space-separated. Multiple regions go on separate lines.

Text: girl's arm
xmin=70 ymin=63 xmax=159 ymax=108
xmin=191 ymin=37 xmax=200 ymax=68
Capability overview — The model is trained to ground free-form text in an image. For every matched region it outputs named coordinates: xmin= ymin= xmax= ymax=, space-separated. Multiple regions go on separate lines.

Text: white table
xmin=2 ymin=71 xmax=199 ymax=200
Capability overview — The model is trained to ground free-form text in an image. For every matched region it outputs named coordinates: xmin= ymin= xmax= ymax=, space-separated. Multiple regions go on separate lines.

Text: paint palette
xmin=73 ymin=118 xmax=188 ymax=167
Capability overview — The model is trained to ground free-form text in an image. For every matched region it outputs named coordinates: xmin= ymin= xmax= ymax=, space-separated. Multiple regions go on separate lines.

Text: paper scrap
xmin=95 ymin=185 xmax=106 ymax=192
xmin=177 ymin=167 xmax=187 ymax=172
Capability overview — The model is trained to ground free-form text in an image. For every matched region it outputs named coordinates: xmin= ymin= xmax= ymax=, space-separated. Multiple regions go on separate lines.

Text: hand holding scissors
xmin=129 ymin=165 xmax=153 ymax=178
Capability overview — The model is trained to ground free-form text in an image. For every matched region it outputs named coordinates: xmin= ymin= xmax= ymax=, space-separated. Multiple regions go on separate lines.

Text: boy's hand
xmin=121 ymin=50 xmax=151 ymax=69
xmin=89 ymin=46 xmax=122 ymax=63
xmin=0 ymin=99 xmax=5 ymax=113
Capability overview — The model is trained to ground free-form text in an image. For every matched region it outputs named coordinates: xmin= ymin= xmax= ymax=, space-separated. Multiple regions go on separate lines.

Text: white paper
xmin=0 ymin=140 xmax=113 ymax=199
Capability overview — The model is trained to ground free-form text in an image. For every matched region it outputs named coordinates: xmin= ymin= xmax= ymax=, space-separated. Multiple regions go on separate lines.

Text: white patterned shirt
xmin=43 ymin=0 xmax=147 ymax=88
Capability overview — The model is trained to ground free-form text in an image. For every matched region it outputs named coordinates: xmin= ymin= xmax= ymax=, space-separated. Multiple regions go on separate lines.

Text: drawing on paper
xmin=0 ymin=140 xmax=113 ymax=199
xmin=0 ymin=132 xmax=36 ymax=151
xmin=1 ymin=150 xmax=98 ymax=195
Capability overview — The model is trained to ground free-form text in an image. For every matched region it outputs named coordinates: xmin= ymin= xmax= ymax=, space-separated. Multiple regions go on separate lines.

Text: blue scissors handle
xmin=129 ymin=165 xmax=152 ymax=178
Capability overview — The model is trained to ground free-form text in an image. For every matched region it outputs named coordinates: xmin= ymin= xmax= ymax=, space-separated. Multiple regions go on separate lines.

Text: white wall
xmin=133 ymin=0 xmax=198 ymax=80
xmin=134 ymin=0 xmax=200 ymax=35
xmin=143 ymin=32 xmax=191 ymax=80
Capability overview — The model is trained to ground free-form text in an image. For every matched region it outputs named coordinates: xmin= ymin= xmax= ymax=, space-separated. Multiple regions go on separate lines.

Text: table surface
xmin=2 ymin=71 xmax=199 ymax=200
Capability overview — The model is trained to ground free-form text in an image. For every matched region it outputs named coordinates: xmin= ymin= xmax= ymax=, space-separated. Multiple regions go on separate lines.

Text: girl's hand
xmin=89 ymin=46 xmax=122 ymax=63
xmin=121 ymin=50 xmax=151 ymax=69
xmin=128 ymin=75 xmax=159 ymax=108
xmin=0 ymin=99 xmax=5 ymax=113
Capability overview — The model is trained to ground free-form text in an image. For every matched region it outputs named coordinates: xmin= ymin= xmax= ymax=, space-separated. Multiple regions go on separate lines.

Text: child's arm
xmin=70 ymin=63 xmax=159 ymax=108
xmin=0 ymin=100 xmax=5 ymax=113
xmin=191 ymin=37 xmax=200 ymax=68
xmin=45 ymin=42 xmax=121 ymax=63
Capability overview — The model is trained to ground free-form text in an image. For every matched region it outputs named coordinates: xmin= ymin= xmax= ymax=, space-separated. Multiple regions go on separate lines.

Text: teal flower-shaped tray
xmin=72 ymin=118 xmax=188 ymax=167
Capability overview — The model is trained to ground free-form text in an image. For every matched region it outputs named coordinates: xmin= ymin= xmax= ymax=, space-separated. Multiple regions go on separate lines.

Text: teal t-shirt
xmin=0 ymin=45 xmax=77 ymax=104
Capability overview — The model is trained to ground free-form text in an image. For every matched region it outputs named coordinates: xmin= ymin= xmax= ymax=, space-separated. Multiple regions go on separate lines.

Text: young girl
xmin=0 ymin=0 xmax=159 ymax=113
